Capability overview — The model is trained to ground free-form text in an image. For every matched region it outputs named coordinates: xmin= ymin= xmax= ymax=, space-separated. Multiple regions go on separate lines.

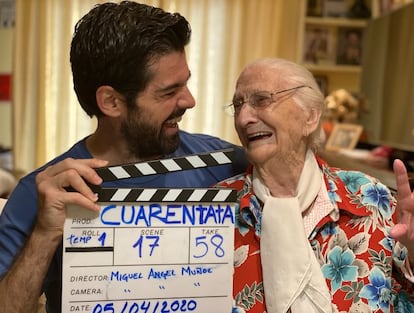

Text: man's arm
xmin=0 ymin=158 xmax=107 ymax=312
xmin=0 ymin=226 xmax=61 ymax=312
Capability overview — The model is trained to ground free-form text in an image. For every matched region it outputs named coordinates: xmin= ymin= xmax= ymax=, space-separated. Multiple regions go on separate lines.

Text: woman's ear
xmin=96 ymin=86 xmax=123 ymax=117
xmin=305 ymin=108 xmax=321 ymax=134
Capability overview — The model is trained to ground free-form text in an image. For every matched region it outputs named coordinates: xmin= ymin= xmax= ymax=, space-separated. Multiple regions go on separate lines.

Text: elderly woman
xmin=218 ymin=58 xmax=414 ymax=312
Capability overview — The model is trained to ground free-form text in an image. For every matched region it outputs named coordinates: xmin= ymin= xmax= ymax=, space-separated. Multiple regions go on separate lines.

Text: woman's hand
xmin=389 ymin=159 xmax=414 ymax=259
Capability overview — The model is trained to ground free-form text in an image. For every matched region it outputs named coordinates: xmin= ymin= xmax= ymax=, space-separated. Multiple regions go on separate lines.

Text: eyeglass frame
xmin=225 ymin=85 xmax=311 ymax=116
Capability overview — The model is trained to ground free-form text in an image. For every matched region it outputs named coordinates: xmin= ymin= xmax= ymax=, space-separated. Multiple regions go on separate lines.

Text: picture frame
xmin=303 ymin=26 xmax=335 ymax=65
xmin=379 ymin=0 xmax=393 ymax=15
xmin=323 ymin=0 xmax=348 ymax=17
xmin=306 ymin=0 xmax=323 ymax=17
xmin=325 ymin=123 xmax=363 ymax=151
xmin=0 ymin=0 xmax=15 ymax=28
xmin=336 ymin=28 xmax=363 ymax=65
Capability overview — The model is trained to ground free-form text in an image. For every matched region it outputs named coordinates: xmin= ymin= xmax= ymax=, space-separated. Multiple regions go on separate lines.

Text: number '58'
xmin=192 ymin=234 xmax=225 ymax=258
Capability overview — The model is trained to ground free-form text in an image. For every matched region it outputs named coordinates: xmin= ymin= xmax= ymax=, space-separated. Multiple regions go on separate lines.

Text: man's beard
xmin=120 ymin=108 xmax=183 ymax=161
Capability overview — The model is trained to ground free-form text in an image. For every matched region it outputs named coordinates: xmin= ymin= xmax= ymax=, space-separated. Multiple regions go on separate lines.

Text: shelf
xmin=305 ymin=16 xmax=369 ymax=28
xmin=297 ymin=0 xmax=375 ymax=94
xmin=304 ymin=63 xmax=361 ymax=73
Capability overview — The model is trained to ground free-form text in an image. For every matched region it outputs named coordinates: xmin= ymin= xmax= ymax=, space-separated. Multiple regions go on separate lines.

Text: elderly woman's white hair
xmin=242 ymin=58 xmax=326 ymax=151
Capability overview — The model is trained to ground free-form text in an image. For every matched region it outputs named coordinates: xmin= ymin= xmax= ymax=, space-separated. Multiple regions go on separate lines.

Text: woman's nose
xmin=235 ymin=100 xmax=258 ymax=127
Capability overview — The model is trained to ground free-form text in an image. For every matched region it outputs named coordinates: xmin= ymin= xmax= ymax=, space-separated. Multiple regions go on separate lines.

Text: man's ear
xmin=96 ymin=86 xmax=123 ymax=117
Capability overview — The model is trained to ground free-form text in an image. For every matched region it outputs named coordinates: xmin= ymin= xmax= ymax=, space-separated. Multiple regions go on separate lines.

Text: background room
xmin=1 ymin=0 xmax=414 ymax=196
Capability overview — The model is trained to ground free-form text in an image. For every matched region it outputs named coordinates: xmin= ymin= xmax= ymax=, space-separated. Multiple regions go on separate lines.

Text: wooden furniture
xmin=359 ymin=2 xmax=414 ymax=151
xmin=297 ymin=0 xmax=377 ymax=94
xmin=319 ymin=149 xmax=414 ymax=192
xmin=319 ymin=149 xmax=397 ymax=190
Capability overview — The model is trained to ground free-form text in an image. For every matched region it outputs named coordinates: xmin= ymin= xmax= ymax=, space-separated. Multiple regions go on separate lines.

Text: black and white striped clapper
xmin=97 ymin=187 xmax=237 ymax=203
xmin=95 ymin=148 xmax=236 ymax=181
xmin=94 ymin=148 xmax=238 ymax=203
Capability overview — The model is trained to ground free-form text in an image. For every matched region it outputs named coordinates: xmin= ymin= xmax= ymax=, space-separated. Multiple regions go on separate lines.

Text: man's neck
xmin=85 ymin=132 xmax=134 ymax=165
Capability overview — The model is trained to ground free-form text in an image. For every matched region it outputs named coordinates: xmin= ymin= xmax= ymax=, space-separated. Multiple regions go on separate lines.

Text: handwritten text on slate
xmin=62 ymin=202 xmax=235 ymax=313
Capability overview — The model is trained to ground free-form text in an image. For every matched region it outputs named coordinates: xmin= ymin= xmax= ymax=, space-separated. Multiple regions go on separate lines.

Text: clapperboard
xmin=62 ymin=149 xmax=237 ymax=313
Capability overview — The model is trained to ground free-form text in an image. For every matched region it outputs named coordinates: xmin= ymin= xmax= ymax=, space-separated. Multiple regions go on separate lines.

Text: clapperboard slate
xmin=62 ymin=149 xmax=237 ymax=313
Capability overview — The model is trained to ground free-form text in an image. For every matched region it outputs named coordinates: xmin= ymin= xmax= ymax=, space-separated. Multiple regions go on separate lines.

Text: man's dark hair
xmin=70 ymin=1 xmax=191 ymax=117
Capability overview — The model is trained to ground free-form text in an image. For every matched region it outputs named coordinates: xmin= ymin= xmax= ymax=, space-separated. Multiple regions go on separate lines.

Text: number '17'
xmin=132 ymin=235 xmax=160 ymax=258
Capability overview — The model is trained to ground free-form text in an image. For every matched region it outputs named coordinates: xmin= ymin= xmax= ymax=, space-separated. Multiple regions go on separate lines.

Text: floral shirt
xmin=216 ymin=157 xmax=414 ymax=313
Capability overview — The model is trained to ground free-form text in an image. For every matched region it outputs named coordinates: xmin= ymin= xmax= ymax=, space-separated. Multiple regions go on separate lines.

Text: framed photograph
xmin=314 ymin=75 xmax=328 ymax=96
xmin=306 ymin=0 xmax=323 ymax=17
xmin=0 ymin=0 xmax=15 ymax=28
xmin=336 ymin=28 xmax=363 ymax=65
xmin=379 ymin=0 xmax=394 ymax=16
xmin=325 ymin=123 xmax=363 ymax=151
xmin=303 ymin=26 xmax=335 ymax=65
xmin=323 ymin=0 xmax=348 ymax=17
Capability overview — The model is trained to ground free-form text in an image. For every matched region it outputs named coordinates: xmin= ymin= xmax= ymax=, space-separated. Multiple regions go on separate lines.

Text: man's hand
xmin=0 ymin=158 xmax=108 ymax=312
xmin=35 ymin=158 xmax=108 ymax=234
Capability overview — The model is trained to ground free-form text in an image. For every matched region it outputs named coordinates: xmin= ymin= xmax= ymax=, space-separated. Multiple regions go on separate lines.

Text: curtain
xmin=13 ymin=0 xmax=301 ymax=173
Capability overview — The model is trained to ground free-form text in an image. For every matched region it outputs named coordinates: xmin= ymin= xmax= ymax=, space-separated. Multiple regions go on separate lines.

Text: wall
xmin=0 ymin=1 xmax=14 ymax=149
xmin=359 ymin=2 xmax=414 ymax=152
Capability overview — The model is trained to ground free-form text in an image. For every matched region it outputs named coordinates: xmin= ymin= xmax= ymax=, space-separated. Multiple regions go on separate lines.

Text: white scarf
xmin=253 ymin=150 xmax=333 ymax=313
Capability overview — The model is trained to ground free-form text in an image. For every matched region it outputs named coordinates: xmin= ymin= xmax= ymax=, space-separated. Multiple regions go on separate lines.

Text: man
xmin=0 ymin=2 xmax=247 ymax=312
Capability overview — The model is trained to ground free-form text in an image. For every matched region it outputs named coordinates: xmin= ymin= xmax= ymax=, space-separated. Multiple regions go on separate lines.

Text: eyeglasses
xmin=225 ymin=85 xmax=310 ymax=116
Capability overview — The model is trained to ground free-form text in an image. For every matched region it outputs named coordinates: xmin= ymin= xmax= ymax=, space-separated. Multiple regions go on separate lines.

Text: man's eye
xmin=163 ymin=90 xmax=177 ymax=97
xmin=160 ymin=87 xmax=181 ymax=98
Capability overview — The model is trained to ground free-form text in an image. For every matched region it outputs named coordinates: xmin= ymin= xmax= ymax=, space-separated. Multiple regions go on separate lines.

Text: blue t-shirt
xmin=0 ymin=130 xmax=248 ymax=313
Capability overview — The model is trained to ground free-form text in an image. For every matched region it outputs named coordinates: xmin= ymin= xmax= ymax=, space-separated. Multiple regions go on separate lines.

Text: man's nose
xmin=178 ymin=86 xmax=195 ymax=109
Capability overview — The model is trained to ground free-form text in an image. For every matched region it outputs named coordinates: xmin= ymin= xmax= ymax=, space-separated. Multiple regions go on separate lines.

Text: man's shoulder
xmin=175 ymin=130 xmax=249 ymax=178
xmin=179 ymin=130 xmax=232 ymax=146
xmin=177 ymin=130 xmax=241 ymax=154
xmin=50 ymin=138 xmax=91 ymax=163
xmin=20 ymin=138 xmax=91 ymax=180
